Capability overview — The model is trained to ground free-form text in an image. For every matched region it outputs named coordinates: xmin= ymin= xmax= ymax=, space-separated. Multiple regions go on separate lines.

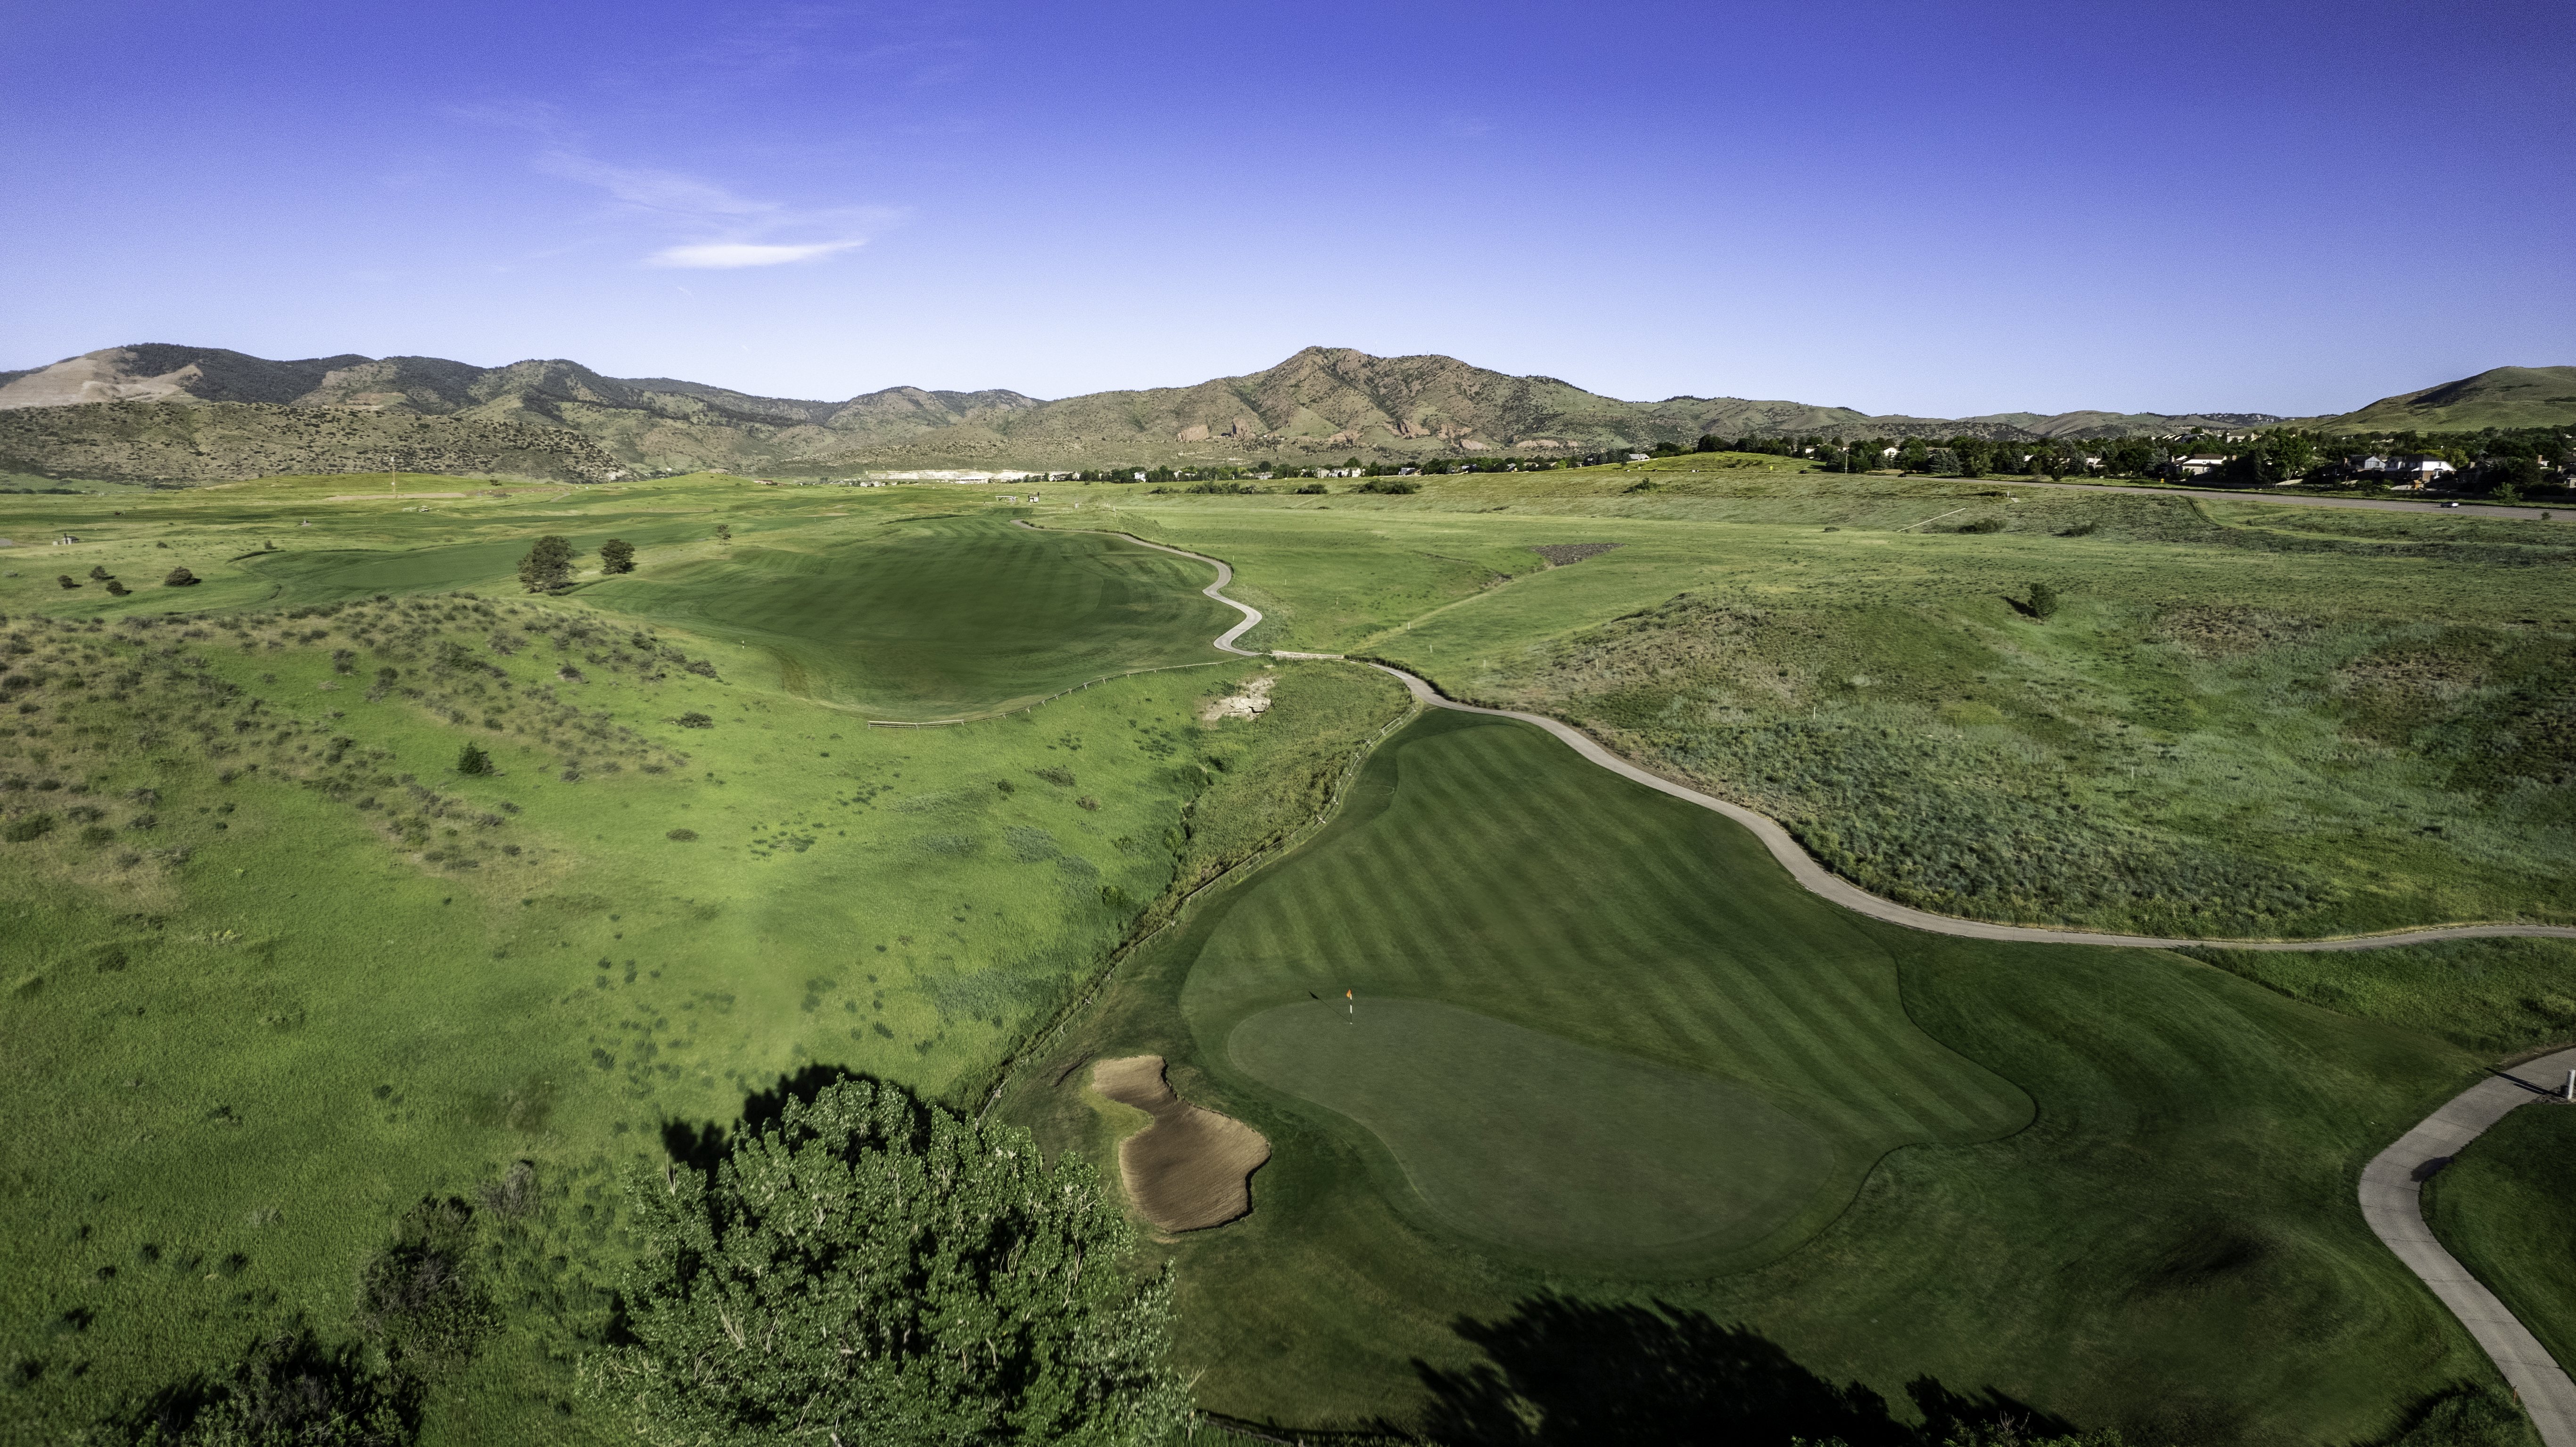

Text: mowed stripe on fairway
xmin=1181 ymin=708 xmax=2031 ymax=1268
xmin=597 ymin=516 xmax=1240 ymax=719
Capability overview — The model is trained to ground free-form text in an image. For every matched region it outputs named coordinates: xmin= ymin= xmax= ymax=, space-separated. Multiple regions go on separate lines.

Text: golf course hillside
xmin=592 ymin=515 xmax=1240 ymax=720
xmin=4 ymin=463 xmax=2569 ymax=1446
xmin=1181 ymin=707 xmax=2030 ymax=1272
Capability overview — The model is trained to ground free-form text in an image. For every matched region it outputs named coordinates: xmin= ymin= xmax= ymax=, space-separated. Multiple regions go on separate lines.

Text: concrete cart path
xmin=2360 ymin=1051 xmax=2576 ymax=1447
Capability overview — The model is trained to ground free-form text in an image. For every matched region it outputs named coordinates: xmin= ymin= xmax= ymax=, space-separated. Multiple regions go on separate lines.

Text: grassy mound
xmin=595 ymin=515 xmax=1239 ymax=719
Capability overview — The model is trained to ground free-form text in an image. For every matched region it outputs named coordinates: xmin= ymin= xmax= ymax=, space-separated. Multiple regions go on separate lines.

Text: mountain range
xmin=0 ymin=344 xmax=2566 ymax=485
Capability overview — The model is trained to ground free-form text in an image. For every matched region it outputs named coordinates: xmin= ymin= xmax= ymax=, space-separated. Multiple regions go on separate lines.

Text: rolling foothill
xmin=2 ymin=362 xmax=2572 ymax=1447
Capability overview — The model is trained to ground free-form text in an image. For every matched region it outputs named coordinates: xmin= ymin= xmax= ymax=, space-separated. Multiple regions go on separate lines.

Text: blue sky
xmin=4 ymin=0 xmax=2568 ymax=417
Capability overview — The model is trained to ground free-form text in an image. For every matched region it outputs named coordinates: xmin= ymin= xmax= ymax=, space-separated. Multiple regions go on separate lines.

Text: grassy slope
xmin=1007 ymin=709 xmax=2502 ymax=1445
xmin=0 ymin=475 xmax=1388 ymax=1443
xmin=2422 ymin=1102 xmax=2576 ymax=1378
xmin=1173 ymin=708 xmax=2028 ymax=1274
xmin=1068 ymin=463 xmax=2575 ymax=938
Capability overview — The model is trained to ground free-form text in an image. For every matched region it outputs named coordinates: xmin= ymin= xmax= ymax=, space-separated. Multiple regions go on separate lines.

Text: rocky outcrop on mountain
xmin=0 ymin=400 xmax=624 ymax=483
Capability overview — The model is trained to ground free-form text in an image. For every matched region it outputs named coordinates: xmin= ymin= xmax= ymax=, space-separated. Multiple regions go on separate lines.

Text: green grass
xmin=0 ymin=480 xmax=1350 ymax=1443
xmin=2184 ymin=937 xmax=2576 ymax=1057
xmin=2423 ymin=1102 xmax=2576 ymax=1377
xmin=8 ymin=466 xmax=2571 ymax=1445
xmin=1008 ymin=706 xmax=2510 ymax=1444
xmin=1061 ymin=476 xmax=2576 ymax=937
xmin=1227 ymin=996 xmax=1837 ymax=1261
xmin=594 ymin=515 xmax=1238 ymax=719
xmin=1173 ymin=707 xmax=2028 ymax=1274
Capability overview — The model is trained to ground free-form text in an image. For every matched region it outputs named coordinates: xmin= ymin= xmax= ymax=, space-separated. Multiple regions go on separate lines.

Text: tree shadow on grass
xmin=1414 ymin=1295 xmax=2069 ymax=1447
xmin=660 ymin=1063 xmax=932 ymax=1177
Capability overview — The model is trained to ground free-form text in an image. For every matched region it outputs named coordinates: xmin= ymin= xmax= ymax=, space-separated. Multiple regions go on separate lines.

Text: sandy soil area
xmin=1200 ymin=673 xmax=1276 ymax=722
xmin=1091 ymin=1055 xmax=1271 ymax=1231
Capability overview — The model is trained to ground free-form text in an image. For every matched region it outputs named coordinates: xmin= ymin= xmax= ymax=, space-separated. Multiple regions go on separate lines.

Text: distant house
xmin=2178 ymin=454 xmax=2230 ymax=476
xmin=2351 ymin=454 xmax=2456 ymax=488
xmin=1627 ymin=452 xmax=1651 ymax=462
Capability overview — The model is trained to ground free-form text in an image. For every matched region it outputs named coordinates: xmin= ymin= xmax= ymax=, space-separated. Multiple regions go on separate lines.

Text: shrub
xmin=3 ymin=813 xmax=55 ymax=842
xmin=105 ymin=580 xmax=129 ymax=596
xmin=353 ymin=1197 xmax=497 ymax=1381
xmin=2028 ymin=582 xmax=2061 ymax=620
xmin=163 ymin=567 xmax=198 ymax=586
xmin=1032 ymin=766 xmax=1075 ymax=787
xmin=456 ymin=745 xmax=494 ymax=776
xmin=88 ymin=565 xmax=110 ymax=581
xmin=674 ymin=711 xmax=713 ymax=728
xmin=1955 ymin=518 xmax=2004 ymax=534
xmin=80 ymin=824 xmax=116 ymax=846
xmin=1356 ymin=478 xmax=1420 ymax=494
xmin=1294 ymin=482 xmax=1328 ymax=494
xmin=57 ymin=575 xmax=79 ymax=589
xmin=666 ymin=828 xmax=699 ymax=841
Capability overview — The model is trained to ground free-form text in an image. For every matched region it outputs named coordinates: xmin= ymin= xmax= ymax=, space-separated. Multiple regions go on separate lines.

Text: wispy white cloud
xmin=530 ymin=149 xmax=899 ymax=269
xmin=646 ymin=240 xmax=867 ymax=269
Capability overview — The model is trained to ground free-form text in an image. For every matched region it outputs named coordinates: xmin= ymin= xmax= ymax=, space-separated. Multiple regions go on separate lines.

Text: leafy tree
xmin=599 ymin=538 xmax=636 ymax=575
xmin=583 ymin=1076 xmax=1183 ymax=1447
xmin=455 ymin=744 xmax=494 ymax=776
xmin=2028 ymin=582 xmax=2060 ymax=619
xmin=2485 ymin=455 xmax=2543 ymax=502
xmin=517 ymin=535 xmax=574 ymax=593
xmin=1896 ymin=439 xmax=1930 ymax=473
xmin=89 ymin=564 xmax=111 ymax=580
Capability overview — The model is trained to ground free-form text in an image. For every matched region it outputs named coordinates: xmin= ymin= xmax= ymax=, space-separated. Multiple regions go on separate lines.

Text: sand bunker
xmin=1091 ymin=1055 xmax=1270 ymax=1231
xmin=1199 ymin=673 xmax=1275 ymax=722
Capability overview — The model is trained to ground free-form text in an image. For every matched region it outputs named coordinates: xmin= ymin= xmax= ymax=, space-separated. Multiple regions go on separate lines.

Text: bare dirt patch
xmin=1531 ymin=542 xmax=1624 ymax=567
xmin=1091 ymin=1055 xmax=1270 ymax=1231
xmin=1199 ymin=672 xmax=1276 ymax=722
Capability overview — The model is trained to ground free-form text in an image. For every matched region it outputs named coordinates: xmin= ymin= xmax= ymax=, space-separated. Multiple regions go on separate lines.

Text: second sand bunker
xmin=1091 ymin=1055 xmax=1271 ymax=1231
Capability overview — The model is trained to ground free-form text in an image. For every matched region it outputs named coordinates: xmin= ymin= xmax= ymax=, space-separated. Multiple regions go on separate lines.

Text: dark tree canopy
xmin=517 ymin=535 xmax=574 ymax=592
xmin=599 ymin=537 xmax=636 ymax=575
xmin=583 ymin=1076 xmax=1183 ymax=1447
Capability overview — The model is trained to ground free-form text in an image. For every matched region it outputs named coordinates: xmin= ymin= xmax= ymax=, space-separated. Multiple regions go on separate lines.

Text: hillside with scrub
xmin=2 ymin=462 xmax=2570 ymax=1446
xmin=12 ymin=343 xmax=2564 ymax=480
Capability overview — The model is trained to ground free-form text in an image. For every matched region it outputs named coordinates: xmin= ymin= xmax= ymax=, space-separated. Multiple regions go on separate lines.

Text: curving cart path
xmin=2360 ymin=1052 xmax=2576 ymax=1447
xmin=1065 ymin=519 xmax=2576 ymax=1427
xmin=1073 ymin=522 xmax=2576 ymax=954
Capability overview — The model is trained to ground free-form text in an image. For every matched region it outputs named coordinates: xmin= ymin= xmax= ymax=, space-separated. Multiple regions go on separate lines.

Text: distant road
xmin=1040 ymin=520 xmax=2576 ymax=954
xmin=1988 ymin=476 xmax=2566 ymax=523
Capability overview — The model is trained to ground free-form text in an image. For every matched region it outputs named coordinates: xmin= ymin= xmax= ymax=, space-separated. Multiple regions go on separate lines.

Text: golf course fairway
xmin=1178 ymin=707 xmax=2033 ymax=1273
xmin=589 ymin=514 xmax=1242 ymax=719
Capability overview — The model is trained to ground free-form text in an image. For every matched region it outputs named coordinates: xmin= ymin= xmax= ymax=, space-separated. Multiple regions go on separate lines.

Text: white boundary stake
xmin=1897 ymin=506 xmax=1972 ymax=532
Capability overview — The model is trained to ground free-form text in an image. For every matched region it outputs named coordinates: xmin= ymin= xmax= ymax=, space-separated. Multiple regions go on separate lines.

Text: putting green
xmin=1229 ymin=997 xmax=1832 ymax=1257
xmin=594 ymin=516 xmax=1240 ymax=719
xmin=1181 ymin=707 xmax=2032 ymax=1270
